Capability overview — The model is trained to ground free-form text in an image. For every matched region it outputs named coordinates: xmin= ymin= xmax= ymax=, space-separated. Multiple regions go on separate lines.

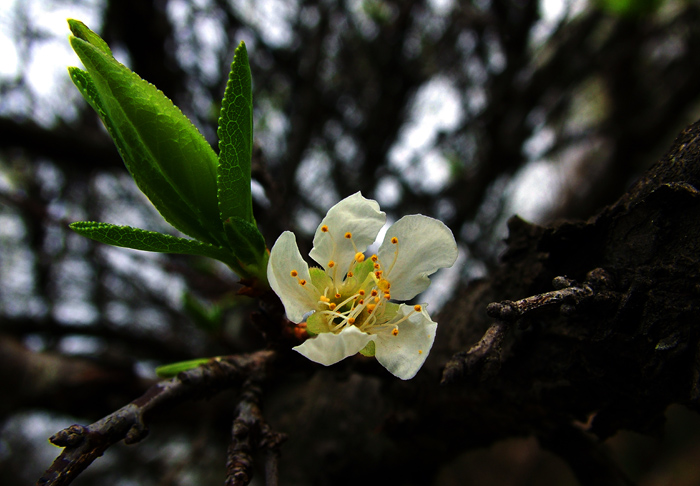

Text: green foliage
xmin=69 ymin=222 xmax=244 ymax=272
xmin=182 ymin=292 xmax=224 ymax=332
xmin=66 ymin=20 xmax=267 ymax=281
xmin=217 ymin=42 xmax=254 ymax=226
xmin=155 ymin=358 xmax=213 ymax=378
xmin=595 ymin=0 xmax=663 ymax=16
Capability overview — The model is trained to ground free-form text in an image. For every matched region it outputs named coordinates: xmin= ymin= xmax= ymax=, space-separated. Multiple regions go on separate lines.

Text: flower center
xmin=289 ymin=226 xmax=420 ymax=336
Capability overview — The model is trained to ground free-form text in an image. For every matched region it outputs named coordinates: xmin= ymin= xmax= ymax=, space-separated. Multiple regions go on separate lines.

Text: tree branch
xmin=37 ymin=350 xmax=276 ymax=486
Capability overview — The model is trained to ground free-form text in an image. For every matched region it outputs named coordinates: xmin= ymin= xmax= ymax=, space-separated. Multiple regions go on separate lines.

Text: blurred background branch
xmin=3 ymin=0 xmax=700 ymax=484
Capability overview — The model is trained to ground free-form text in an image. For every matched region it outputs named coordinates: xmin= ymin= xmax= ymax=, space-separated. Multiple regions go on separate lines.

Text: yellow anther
xmin=359 ymin=290 xmax=365 ymax=296
xmin=335 ymin=293 xmax=341 ymax=299
xmin=329 ymin=303 xmax=336 ymax=310
xmin=371 ymin=289 xmax=378 ymax=297
xmin=320 ymin=296 xmax=330 ymax=303
xmin=299 ymin=279 xmax=307 ymax=286
xmin=321 ymin=225 xmax=329 ymax=233
xmin=384 ymin=293 xmax=391 ymax=300
xmin=374 ymin=271 xmax=383 ymax=278
xmin=374 ymin=296 xmax=380 ymax=303
xmin=373 ymin=263 xmax=380 ymax=269
xmin=344 ymin=232 xmax=352 ymax=239
xmin=347 ymin=271 xmax=354 ymax=277
xmin=358 ymin=299 xmax=364 ymax=305
xmin=348 ymin=317 xmax=356 ymax=324
xmin=377 ymin=279 xmax=390 ymax=291
xmin=328 ymin=260 xmax=335 ymax=268
xmin=367 ymin=304 xmax=376 ymax=312
xmin=290 ymin=270 xmax=298 ymax=277
xmin=392 ymin=328 xmax=399 ymax=336
xmin=418 ymin=350 xmax=423 ymax=355
xmin=414 ymin=305 xmax=422 ymax=312
xmin=391 ymin=237 xmax=398 ymax=244
xmin=355 ymin=252 xmax=365 ymax=262
xmin=371 ymin=254 xmax=378 ymax=262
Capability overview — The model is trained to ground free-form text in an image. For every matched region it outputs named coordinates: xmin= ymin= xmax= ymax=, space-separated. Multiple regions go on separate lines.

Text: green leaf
xmin=595 ymin=0 xmax=662 ymax=16
xmin=68 ymin=21 xmax=224 ymax=246
xmin=223 ymin=217 xmax=266 ymax=266
xmin=156 ymin=358 xmax=213 ymax=378
xmin=182 ymin=292 xmax=223 ymax=332
xmin=67 ymin=19 xmax=112 ymax=56
xmin=69 ymin=221 xmax=242 ymax=271
xmin=217 ymin=41 xmax=254 ymax=225
xmin=68 ymin=67 xmax=106 ymax=118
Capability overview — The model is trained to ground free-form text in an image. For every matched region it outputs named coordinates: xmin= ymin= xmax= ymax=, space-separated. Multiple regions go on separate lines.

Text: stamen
xmin=374 ymin=296 xmax=380 ymax=303
xmin=299 ymin=279 xmax=307 ymax=286
xmin=348 ymin=317 xmax=356 ymax=324
xmin=367 ymin=304 xmax=376 ymax=312
xmin=290 ymin=270 xmax=298 ymax=277
xmin=329 ymin=303 xmax=336 ymax=310
xmin=373 ymin=263 xmax=380 ymax=269
xmin=371 ymin=289 xmax=378 ymax=297
xmin=344 ymin=232 xmax=352 ymax=239
xmin=328 ymin=260 xmax=335 ymax=268
xmin=391 ymin=237 xmax=398 ymax=244
xmin=321 ymin=225 xmax=329 ymax=233
xmin=384 ymin=293 xmax=391 ymax=300
xmin=358 ymin=290 xmax=365 ymax=296
xmin=335 ymin=293 xmax=341 ymax=299
xmin=358 ymin=299 xmax=364 ymax=305
xmin=355 ymin=252 xmax=365 ymax=262
xmin=418 ymin=350 xmax=423 ymax=355
xmin=371 ymin=254 xmax=378 ymax=262
xmin=414 ymin=305 xmax=422 ymax=312
xmin=392 ymin=328 xmax=399 ymax=336
xmin=347 ymin=271 xmax=354 ymax=277
xmin=375 ymin=271 xmax=383 ymax=278
xmin=320 ymin=296 xmax=330 ymax=303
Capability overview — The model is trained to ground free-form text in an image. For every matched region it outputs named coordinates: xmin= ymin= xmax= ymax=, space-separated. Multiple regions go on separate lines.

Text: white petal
xmin=374 ymin=304 xmax=437 ymax=380
xmin=379 ymin=214 xmax=458 ymax=301
xmin=309 ymin=192 xmax=386 ymax=274
xmin=293 ymin=326 xmax=374 ymax=366
xmin=267 ymin=231 xmax=318 ymax=323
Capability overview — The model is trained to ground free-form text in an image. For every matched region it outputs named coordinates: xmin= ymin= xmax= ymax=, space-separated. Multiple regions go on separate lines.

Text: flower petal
xmin=379 ymin=214 xmax=457 ymax=301
xmin=309 ymin=192 xmax=386 ymax=273
xmin=293 ymin=325 xmax=374 ymax=366
xmin=374 ymin=304 xmax=437 ymax=380
xmin=267 ymin=231 xmax=318 ymax=323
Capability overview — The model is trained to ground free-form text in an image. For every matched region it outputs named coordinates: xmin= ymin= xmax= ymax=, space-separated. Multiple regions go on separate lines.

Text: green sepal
xmin=354 ymin=259 xmax=375 ymax=286
xmin=69 ymin=221 xmax=243 ymax=272
xmin=155 ymin=358 xmax=213 ymax=378
xmin=309 ymin=267 xmax=332 ymax=295
xmin=217 ymin=41 xmax=254 ymax=225
xmin=223 ymin=217 xmax=266 ymax=267
xmin=359 ymin=340 xmax=376 ymax=357
xmin=383 ymin=302 xmax=401 ymax=321
xmin=68 ymin=20 xmax=224 ymax=246
xmin=306 ymin=311 xmax=330 ymax=337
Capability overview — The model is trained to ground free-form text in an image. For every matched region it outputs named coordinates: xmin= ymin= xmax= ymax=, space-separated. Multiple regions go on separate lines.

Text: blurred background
xmin=3 ymin=0 xmax=700 ymax=484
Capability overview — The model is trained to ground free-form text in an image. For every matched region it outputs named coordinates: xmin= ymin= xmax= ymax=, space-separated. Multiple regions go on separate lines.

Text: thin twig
xmin=225 ymin=378 xmax=286 ymax=486
xmin=442 ymin=269 xmax=617 ymax=384
xmin=37 ymin=350 xmax=276 ymax=486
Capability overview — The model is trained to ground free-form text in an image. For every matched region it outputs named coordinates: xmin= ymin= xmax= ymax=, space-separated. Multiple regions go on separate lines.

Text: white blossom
xmin=267 ymin=192 xmax=458 ymax=380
